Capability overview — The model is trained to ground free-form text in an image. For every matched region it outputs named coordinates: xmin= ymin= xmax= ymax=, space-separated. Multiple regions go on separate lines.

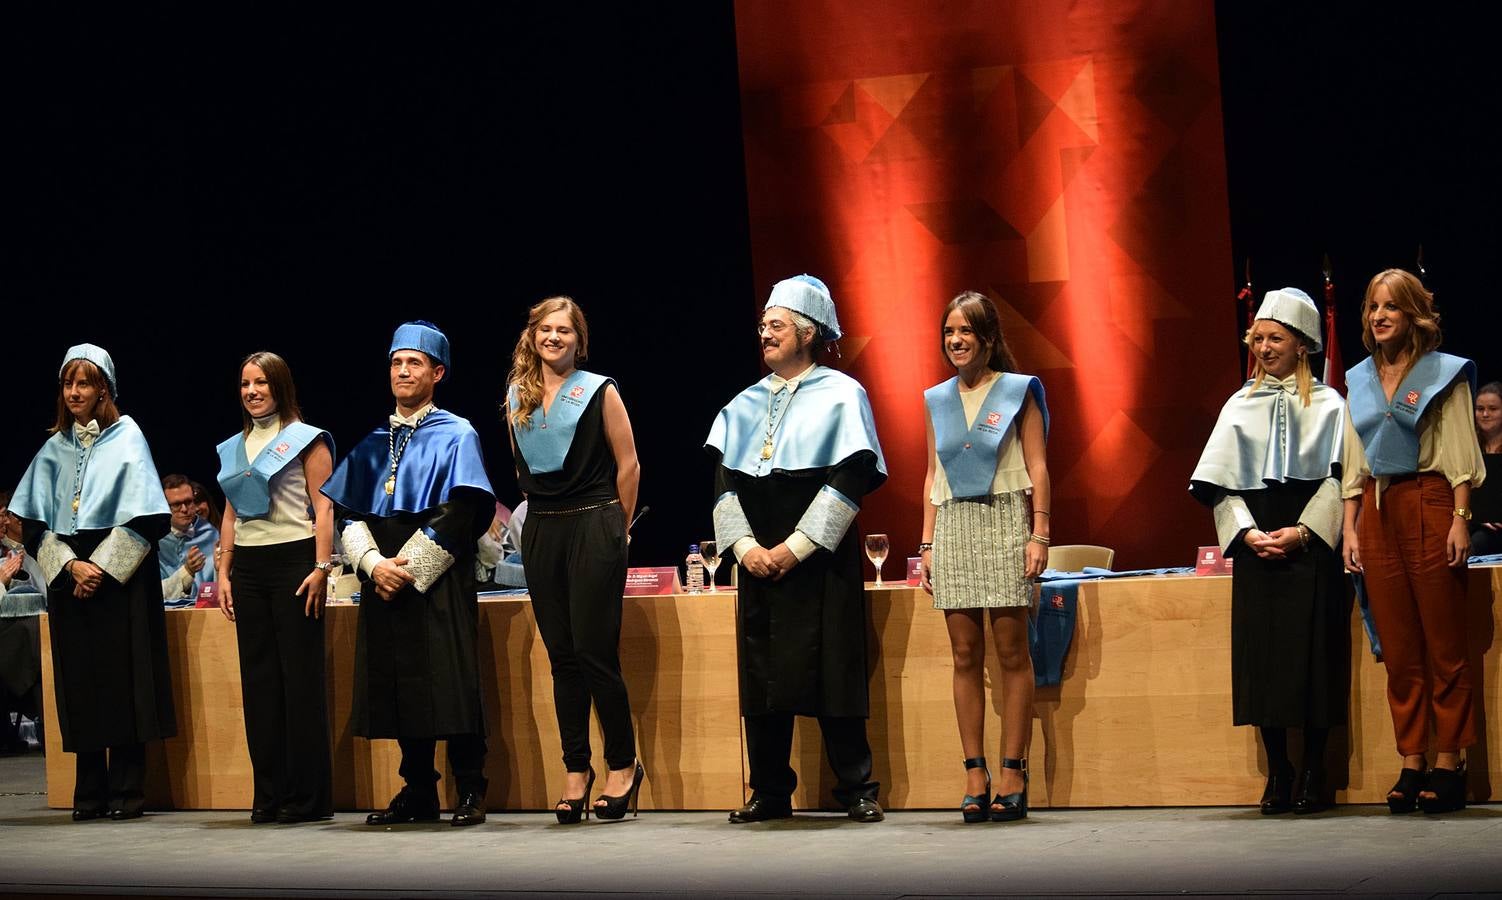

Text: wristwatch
xmin=314 ymin=560 xmax=336 ymax=573
xmin=1454 ymin=507 xmax=1473 ymax=521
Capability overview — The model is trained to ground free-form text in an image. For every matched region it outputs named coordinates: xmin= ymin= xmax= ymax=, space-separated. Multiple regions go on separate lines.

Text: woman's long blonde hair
xmin=1361 ymin=268 xmax=1441 ymax=384
xmin=506 ymin=296 xmax=589 ymax=429
xmin=1243 ymin=320 xmax=1316 ymax=407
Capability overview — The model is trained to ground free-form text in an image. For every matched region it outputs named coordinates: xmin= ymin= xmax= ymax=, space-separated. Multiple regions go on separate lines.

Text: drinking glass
xmin=864 ymin=533 xmax=890 ymax=586
xmin=700 ymin=540 xmax=720 ymax=592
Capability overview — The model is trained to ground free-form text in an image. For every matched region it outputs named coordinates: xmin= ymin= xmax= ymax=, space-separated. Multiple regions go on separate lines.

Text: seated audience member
xmin=0 ymin=491 xmax=46 ymax=751
xmin=477 ymin=500 xmax=528 ymax=589
xmin=1473 ymin=381 xmax=1502 ymax=555
xmin=159 ymin=474 xmax=219 ymax=607
xmin=192 ymin=481 xmax=223 ymax=532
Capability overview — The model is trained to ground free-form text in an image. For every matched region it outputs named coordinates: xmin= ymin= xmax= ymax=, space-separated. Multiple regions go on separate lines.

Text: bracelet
xmin=1454 ymin=507 xmax=1473 ymax=521
xmin=918 ymin=542 xmax=933 ymax=552
xmin=1028 ymin=534 xmax=1050 ymax=546
xmin=1033 ymin=510 xmax=1051 ymax=517
xmin=1296 ymin=523 xmax=1310 ymax=549
xmin=313 ymin=560 xmax=335 ymax=573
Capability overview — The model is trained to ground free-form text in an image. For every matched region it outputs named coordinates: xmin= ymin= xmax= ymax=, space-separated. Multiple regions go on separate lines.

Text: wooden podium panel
xmin=782 ymin=567 xmax=1501 ymax=809
xmin=43 ymin=592 xmax=744 ymax=811
xmin=42 ymin=567 xmax=1502 ymax=810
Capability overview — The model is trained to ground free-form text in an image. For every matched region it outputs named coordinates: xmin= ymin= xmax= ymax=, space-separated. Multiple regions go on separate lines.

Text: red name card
xmin=1194 ymin=546 xmax=1233 ymax=576
xmin=906 ymin=557 xmax=923 ymax=586
xmin=195 ymin=582 xmax=220 ymax=608
xmin=624 ymin=567 xmax=682 ymax=596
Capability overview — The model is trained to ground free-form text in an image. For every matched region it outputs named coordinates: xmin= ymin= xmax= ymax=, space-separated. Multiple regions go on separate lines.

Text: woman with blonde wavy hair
xmin=505 ymin=296 xmax=645 ymax=822
xmin=1341 ymin=269 xmax=1485 ymax=814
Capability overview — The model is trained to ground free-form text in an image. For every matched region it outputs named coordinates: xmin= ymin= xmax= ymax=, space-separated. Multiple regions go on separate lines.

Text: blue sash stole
xmin=1348 ymin=352 xmax=1474 ymax=476
xmin=925 ymin=373 xmax=1048 ymax=499
xmin=509 ymin=370 xmax=612 ymax=475
xmin=706 ymin=367 xmax=888 ymax=478
xmin=9 ymin=416 xmax=169 ymax=534
xmin=216 ymin=422 xmax=333 ymax=518
xmin=321 ymin=409 xmax=495 ymax=518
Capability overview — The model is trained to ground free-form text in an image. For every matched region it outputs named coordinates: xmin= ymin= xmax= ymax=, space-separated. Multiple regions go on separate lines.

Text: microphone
xmin=629 ymin=505 xmax=650 ymax=531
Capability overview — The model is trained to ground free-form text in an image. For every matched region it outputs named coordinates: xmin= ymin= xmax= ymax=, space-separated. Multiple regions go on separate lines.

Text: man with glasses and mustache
xmin=706 ymin=275 xmax=889 ymax=824
xmin=158 ymin=474 xmax=219 ymax=608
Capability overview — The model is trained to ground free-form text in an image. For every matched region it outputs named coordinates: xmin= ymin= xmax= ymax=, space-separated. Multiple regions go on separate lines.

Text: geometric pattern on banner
xmin=735 ymin=0 xmax=1237 ymax=567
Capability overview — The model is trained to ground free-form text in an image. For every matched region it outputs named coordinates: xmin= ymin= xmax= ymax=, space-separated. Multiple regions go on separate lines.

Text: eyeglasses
xmin=756 ymin=320 xmax=792 ymax=336
xmin=168 ymin=499 xmax=198 ymax=509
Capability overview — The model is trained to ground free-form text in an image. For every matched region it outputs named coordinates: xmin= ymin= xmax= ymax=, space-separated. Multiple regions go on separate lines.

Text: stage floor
xmin=3 ymin=753 xmax=1502 ymax=898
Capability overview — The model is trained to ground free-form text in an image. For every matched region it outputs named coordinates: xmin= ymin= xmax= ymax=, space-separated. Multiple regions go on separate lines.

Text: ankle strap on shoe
xmin=963 ymin=756 xmax=988 ymax=770
xmin=1000 ymin=757 xmax=1028 ymax=771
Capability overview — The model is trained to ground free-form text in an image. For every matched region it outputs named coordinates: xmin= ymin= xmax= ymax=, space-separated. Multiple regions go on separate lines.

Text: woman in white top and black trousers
xmin=216 ymin=351 xmax=337 ymax=823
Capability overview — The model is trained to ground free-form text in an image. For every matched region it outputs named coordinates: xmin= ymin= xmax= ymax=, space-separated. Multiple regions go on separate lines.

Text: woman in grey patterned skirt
xmin=919 ymin=291 xmax=1051 ymax=823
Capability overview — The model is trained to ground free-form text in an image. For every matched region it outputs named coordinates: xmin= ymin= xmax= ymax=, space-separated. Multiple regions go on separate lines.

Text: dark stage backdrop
xmin=5 ymin=6 xmax=758 ymax=570
xmin=7 ymin=5 xmax=1500 ymax=572
xmin=734 ymin=0 xmax=1238 ymax=568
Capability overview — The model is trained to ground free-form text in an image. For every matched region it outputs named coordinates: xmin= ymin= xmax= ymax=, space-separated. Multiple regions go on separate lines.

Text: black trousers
xmin=397 ymin=735 xmax=488 ymax=799
xmin=522 ymin=503 xmax=636 ymax=772
xmin=231 ymin=540 xmax=332 ymax=817
xmin=74 ymin=742 xmax=145 ymax=814
xmin=744 ymin=713 xmax=879 ymax=805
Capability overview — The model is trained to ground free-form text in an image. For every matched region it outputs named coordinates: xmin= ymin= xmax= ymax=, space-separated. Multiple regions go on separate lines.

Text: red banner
xmin=735 ymin=0 xmax=1237 ymax=567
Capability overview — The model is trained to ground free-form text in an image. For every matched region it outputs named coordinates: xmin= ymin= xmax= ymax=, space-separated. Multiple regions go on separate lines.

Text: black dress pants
xmin=74 ymin=743 xmax=145 ymax=815
xmin=231 ymin=540 xmax=332 ymax=817
xmin=744 ymin=712 xmax=879 ymax=805
xmin=522 ymin=503 xmax=636 ymax=773
xmin=397 ymin=735 xmax=488 ymax=799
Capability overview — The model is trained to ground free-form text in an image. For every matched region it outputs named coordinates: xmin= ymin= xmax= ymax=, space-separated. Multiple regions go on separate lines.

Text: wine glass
xmin=864 ymin=533 xmax=890 ymax=586
xmin=700 ymin=540 xmax=720 ymax=592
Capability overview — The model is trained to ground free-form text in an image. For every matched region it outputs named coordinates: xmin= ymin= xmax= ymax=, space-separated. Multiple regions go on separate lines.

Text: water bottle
xmin=684 ymin=544 xmax=704 ymax=594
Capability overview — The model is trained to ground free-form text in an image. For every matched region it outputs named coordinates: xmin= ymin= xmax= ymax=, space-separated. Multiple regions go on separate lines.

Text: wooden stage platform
xmin=41 ymin=566 xmax=1502 ymax=810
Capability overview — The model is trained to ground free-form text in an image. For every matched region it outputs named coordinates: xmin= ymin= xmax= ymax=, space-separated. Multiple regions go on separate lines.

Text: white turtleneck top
xmin=234 ymin=413 xmax=316 ymax=546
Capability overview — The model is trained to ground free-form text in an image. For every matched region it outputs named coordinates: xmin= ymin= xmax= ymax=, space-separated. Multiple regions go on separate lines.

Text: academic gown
xmin=322 ymin=410 xmax=495 ymax=739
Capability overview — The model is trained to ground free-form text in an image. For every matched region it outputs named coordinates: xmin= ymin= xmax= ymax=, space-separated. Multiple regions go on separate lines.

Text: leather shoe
xmin=450 ymin=793 xmax=487 ymax=827
xmin=250 ymin=807 xmax=278 ymax=824
xmin=847 ymin=797 xmax=884 ymax=823
xmin=728 ymin=796 xmax=792 ymax=823
xmin=71 ymin=808 xmax=106 ymax=822
xmin=109 ymin=807 xmax=144 ymax=821
xmin=1292 ymin=769 xmax=1327 ymax=815
xmin=365 ymin=788 xmax=440 ymax=826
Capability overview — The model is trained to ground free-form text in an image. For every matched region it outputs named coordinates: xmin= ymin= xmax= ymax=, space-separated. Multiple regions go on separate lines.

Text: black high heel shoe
xmin=555 ymin=769 xmax=596 ymax=825
xmin=960 ymin=756 xmax=990 ymax=824
xmin=1418 ymin=760 xmax=1467 ymax=814
xmin=1260 ymin=768 xmax=1294 ymax=815
xmin=594 ymin=761 xmax=645 ymax=821
xmin=990 ymin=757 xmax=1028 ymax=822
xmin=1386 ymin=767 xmax=1425 ymax=814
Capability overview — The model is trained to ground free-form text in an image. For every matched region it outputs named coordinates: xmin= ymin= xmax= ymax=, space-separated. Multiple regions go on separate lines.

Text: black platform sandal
xmin=1418 ymin=761 xmax=1466 ymax=814
xmin=1386 ymin=767 xmax=1425 ymax=814
xmin=555 ymin=769 xmax=596 ymax=824
xmin=960 ymin=757 xmax=990 ymax=824
xmin=990 ymin=757 xmax=1029 ymax=822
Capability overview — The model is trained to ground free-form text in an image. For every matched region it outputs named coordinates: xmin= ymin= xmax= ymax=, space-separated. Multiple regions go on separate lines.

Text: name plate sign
xmin=906 ymin=557 xmax=923 ymax=586
xmin=625 ymin=567 xmax=682 ymax=596
xmin=195 ymin=582 xmax=220 ymax=608
xmin=1194 ymin=546 xmax=1233 ymax=576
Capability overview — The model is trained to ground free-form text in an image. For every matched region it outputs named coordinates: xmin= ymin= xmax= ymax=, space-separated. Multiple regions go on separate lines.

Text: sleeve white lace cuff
xmin=161 ymin=566 xmax=193 ymax=600
xmin=1299 ymin=477 xmax=1344 ymax=551
xmin=794 ymin=485 xmax=859 ymax=551
xmin=38 ymin=532 xmax=77 ymax=585
xmin=341 ymin=521 xmax=384 ymax=578
xmin=1212 ymin=494 xmax=1257 ymax=555
xmin=731 ymin=536 xmax=760 ymax=562
xmin=398 ymin=529 xmax=455 ymax=594
xmin=713 ymin=492 xmax=754 ymax=550
xmin=91 ymin=527 xmax=151 ymax=583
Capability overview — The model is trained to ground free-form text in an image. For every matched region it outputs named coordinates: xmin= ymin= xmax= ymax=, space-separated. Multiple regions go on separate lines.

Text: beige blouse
xmin=929 ymin=371 xmax=1034 ymax=505
xmin=1341 ymin=375 xmax=1486 ymax=504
